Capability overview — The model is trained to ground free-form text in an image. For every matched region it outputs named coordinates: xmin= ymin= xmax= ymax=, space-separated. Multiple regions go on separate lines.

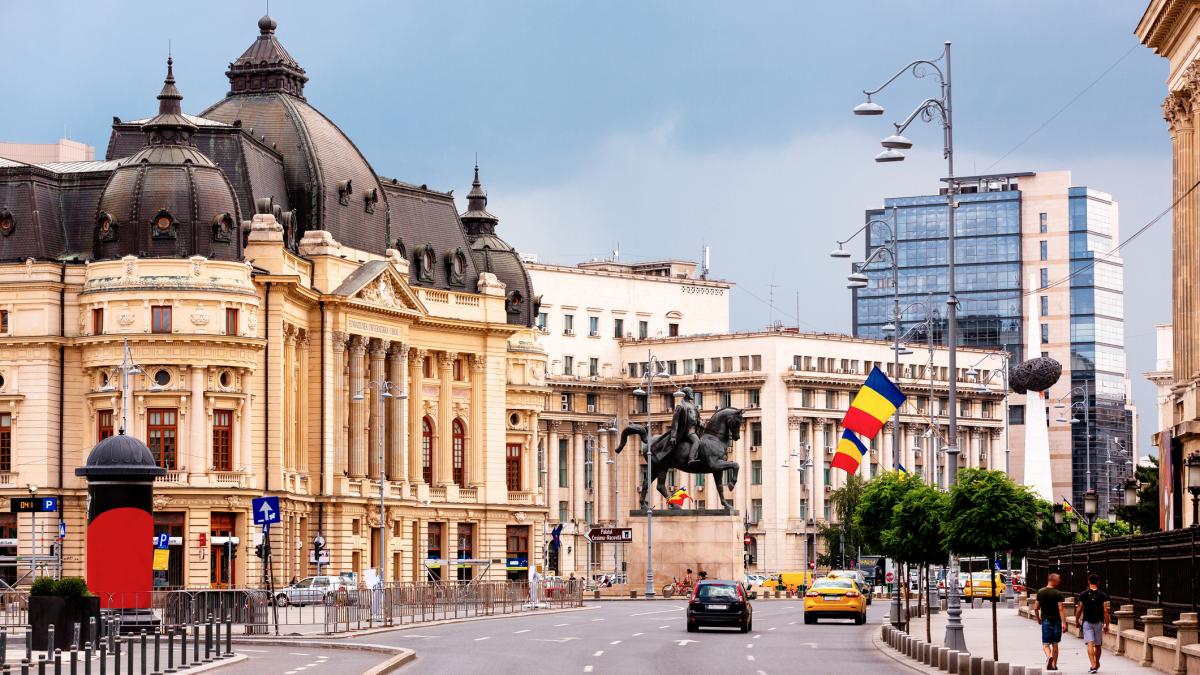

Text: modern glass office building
xmin=853 ymin=171 xmax=1134 ymax=513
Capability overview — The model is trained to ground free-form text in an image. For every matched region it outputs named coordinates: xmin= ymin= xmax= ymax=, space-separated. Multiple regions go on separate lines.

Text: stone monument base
xmin=624 ymin=509 xmax=744 ymax=592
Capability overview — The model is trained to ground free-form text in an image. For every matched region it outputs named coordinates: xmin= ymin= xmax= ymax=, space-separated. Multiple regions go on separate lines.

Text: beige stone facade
xmin=1138 ymin=0 xmax=1200 ymax=529
xmin=0 ymin=215 xmax=548 ymax=587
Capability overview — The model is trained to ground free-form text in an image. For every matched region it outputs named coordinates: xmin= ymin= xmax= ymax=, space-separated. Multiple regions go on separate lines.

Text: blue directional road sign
xmin=155 ymin=533 xmax=169 ymax=550
xmin=58 ymin=522 xmax=66 ymax=539
xmin=252 ymin=496 xmax=281 ymax=525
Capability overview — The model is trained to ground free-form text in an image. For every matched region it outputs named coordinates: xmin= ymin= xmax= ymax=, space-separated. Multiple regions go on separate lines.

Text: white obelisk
xmin=1023 ymin=275 xmax=1054 ymax=501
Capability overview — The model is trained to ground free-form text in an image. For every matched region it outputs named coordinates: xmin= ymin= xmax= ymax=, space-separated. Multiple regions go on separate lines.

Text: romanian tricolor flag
xmin=667 ymin=487 xmax=691 ymax=506
xmin=1061 ymin=497 xmax=1074 ymax=514
xmin=832 ymin=429 xmax=869 ymax=473
xmin=841 ymin=367 xmax=907 ymax=439
xmin=897 ymin=463 xmax=910 ymax=476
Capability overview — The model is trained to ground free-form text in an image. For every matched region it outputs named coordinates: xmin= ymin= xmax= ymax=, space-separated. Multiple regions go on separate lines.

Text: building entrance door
xmin=210 ymin=513 xmax=237 ymax=588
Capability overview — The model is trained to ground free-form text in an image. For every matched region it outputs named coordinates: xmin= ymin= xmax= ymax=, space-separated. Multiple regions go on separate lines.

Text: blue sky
xmin=0 ymin=1 xmax=1172 ymax=452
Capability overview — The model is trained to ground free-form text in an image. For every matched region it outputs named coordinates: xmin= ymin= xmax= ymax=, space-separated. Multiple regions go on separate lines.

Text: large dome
xmin=95 ymin=59 xmax=242 ymax=260
xmin=199 ymin=15 xmax=390 ymax=254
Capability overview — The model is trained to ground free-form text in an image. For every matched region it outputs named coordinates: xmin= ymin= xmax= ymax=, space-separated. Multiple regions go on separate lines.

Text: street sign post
xmin=585 ymin=527 xmax=633 ymax=543
xmin=252 ymin=496 xmax=281 ymax=636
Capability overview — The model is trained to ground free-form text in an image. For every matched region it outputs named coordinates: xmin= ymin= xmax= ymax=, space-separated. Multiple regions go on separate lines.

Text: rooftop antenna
xmin=767 ymin=280 xmax=778 ymax=328
xmin=795 ymin=291 xmax=800 ymax=331
xmin=613 ymin=241 xmax=620 ymax=262
xmin=699 ymin=244 xmax=710 ymax=280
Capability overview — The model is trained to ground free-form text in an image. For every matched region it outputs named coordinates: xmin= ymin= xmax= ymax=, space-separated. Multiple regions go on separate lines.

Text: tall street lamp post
xmin=352 ymin=380 xmax=404 ymax=588
xmin=968 ymin=349 xmax=1012 ymax=597
xmin=786 ymin=444 xmax=816 ymax=587
xmin=855 ymin=40 xmax=963 ymax=650
xmin=600 ymin=419 xmax=621 ymax=580
xmin=1186 ymin=453 xmax=1200 ymax=527
xmin=632 ymin=352 xmax=681 ymax=598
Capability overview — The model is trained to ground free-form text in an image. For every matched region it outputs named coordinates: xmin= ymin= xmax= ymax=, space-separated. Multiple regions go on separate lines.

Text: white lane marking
xmin=593 ymin=651 xmax=604 ymax=657
xmin=630 ymin=608 xmax=681 ymax=616
xmin=288 ymin=653 xmax=311 ymax=656
xmin=610 ymin=640 xmax=622 ymax=645
xmin=788 ymin=621 xmax=797 ymax=625
xmin=554 ymin=623 xmax=569 ymax=627
xmin=747 ymin=655 xmax=756 ymax=661
xmin=753 ymin=634 xmax=761 ymax=639
xmin=239 ymin=648 xmax=268 ymax=653
xmin=474 ymin=636 xmax=491 ymax=641
xmin=514 ymin=629 xmax=530 ymax=634
xmin=757 ymin=671 xmax=768 ymax=675
xmin=746 ymin=643 xmax=754 ymax=648
xmin=591 ymin=618 xmax=605 ymax=622
xmin=632 ymin=632 xmax=644 ymax=636
xmin=584 ymin=667 xmax=594 ymax=673
xmin=768 ymin=627 xmax=777 ymax=631
xmin=659 ymin=625 xmax=670 ymax=629
xmin=675 ymin=639 xmax=699 ymax=646
xmin=283 ymin=671 xmax=298 ymax=674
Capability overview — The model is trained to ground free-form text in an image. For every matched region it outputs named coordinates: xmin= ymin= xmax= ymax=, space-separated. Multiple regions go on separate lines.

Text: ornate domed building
xmin=0 ymin=16 xmax=547 ymax=588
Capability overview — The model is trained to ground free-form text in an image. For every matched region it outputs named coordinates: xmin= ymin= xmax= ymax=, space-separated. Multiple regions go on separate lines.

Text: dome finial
xmin=157 ymin=55 xmax=183 ymax=116
xmin=259 ymin=14 xmax=277 ymax=35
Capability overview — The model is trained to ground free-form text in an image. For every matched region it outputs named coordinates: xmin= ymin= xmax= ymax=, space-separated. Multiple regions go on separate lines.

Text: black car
xmin=686 ymin=580 xmax=753 ymax=633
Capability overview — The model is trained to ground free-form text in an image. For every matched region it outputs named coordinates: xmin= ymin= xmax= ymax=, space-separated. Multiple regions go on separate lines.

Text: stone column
xmin=387 ymin=342 xmax=407 ymax=482
xmin=347 ymin=335 xmax=368 ymax=478
xmin=331 ymin=332 xmax=349 ymax=477
xmin=437 ymin=352 xmax=456 ymax=485
xmin=787 ymin=417 xmax=802 ymax=522
xmin=469 ymin=355 xmax=485 ymax=486
xmin=368 ymin=339 xmax=389 ymax=478
xmin=238 ymin=369 xmax=252 ymax=472
xmin=597 ymin=429 xmax=609 ymax=521
xmin=189 ymin=365 xmax=206 ymax=478
xmin=284 ymin=326 xmax=297 ymax=470
xmin=1165 ymin=89 xmax=1196 ymax=380
xmin=408 ymin=349 xmax=426 ymax=483
xmin=572 ymin=425 xmax=585 ymax=521
xmin=297 ymin=331 xmax=310 ymax=474
xmin=547 ymin=422 xmax=561 ymax=519
xmin=1142 ymin=608 xmax=1165 ymax=667
xmin=1114 ymin=603 xmax=1135 ymax=655
xmin=1174 ymin=612 xmax=1198 ymax=675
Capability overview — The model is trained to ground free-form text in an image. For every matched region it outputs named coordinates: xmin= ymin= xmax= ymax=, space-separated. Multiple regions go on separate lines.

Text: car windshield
xmin=294 ymin=579 xmax=312 ymax=588
xmin=971 ymin=573 xmax=999 ymax=581
xmin=697 ymin=584 xmax=739 ymax=601
xmin=813 ymin=579 xmax=854 ymax=590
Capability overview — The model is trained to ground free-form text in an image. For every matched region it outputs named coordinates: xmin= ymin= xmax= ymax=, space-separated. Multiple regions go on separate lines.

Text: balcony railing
xmin=508 ymin=491 xmax=535 ymax=505
xmin=428 ymin=486 xmax=447 ymax=501
xmin=458 ymin=487 xmax=478 ymax=501
xmin=212 ymin=472 xmax=244 ymax=487
xmin=156 ymin=471 xmax=186 ymax=484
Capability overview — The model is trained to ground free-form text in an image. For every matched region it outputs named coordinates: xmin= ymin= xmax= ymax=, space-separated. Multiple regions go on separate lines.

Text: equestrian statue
xmin=613 ymin=387 xmax=743 ymax=510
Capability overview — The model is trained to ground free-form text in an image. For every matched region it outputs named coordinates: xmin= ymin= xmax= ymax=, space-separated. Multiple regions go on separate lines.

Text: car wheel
xmin=275 ymin=595 xmax=289 ymax=607
xmin=855 ymin=613 xmax=866 ymax=625
xmin=804 ymin=614 xmax=816 ymax=625
xmin=687 ymin=623 xmax=699 ymax=633
xmin=740 ymin=619 xmax=750 ymax=633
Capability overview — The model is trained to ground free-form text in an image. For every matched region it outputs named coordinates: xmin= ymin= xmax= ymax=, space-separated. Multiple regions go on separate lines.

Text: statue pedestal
xmin=624 ymin=509 xmax=744 ymax=591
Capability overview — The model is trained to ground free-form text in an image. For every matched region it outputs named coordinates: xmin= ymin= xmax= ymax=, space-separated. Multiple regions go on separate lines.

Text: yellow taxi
xmin=828 ymin=569 xmax=872 ymax=605
xmin=803 ymin=576 xmax=867 ymax=625
xmin=762 ymin=571 xmax=814 ymax=592
xmin=963 ymin=571 xmax=1006 ymax=599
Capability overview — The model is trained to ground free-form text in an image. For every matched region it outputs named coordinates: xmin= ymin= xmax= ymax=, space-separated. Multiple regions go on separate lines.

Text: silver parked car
xmin=275 ymin=576 xmax=353 ymax=606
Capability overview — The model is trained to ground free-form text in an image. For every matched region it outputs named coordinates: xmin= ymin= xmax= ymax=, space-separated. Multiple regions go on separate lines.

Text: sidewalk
xmin=904 ymin=605 xmax=1153 ymax=674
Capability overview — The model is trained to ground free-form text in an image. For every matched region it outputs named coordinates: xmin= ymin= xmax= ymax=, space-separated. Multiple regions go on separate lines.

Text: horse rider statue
xmin=667 ymin=386 xmax=703 ymax=466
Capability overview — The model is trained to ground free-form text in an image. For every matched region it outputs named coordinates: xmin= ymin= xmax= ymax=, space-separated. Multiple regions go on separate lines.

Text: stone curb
xmin=230 ymin=640 xmax=413 ymax=674
xmin=232 ymin=605 xmax=594 ymax=640
xmin=875 ymin=623 xmax=1038 ymax=675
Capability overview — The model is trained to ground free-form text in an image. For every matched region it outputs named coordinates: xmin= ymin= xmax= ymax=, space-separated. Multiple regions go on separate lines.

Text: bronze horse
xmin=613 ymin=407 xmax=743 ymax=510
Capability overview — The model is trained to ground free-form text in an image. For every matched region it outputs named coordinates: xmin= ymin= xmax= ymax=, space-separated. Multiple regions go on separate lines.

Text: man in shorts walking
xmin=1033 ymin=572 xmax=1066 ymax=671
xmin=1076 ymin=574 xmax=1110 ymax=673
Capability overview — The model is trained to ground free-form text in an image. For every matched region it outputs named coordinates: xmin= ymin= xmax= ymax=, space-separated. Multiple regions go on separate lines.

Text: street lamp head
xmin=1124 ymin=478 xmax=1139 ymax=507
xmin=127 ymin=365 xmax=145 ymax=376
xmin=880 ymin=134 xmax=913 ymax=150
xmin=875 ymin=148 xmax=906 ymax=163
xmin=881 ymin=322 xmax=896 ymax=334
xmin=829 ymin=244 xmax=852 ymax=259
xmin=965 ymin=368 xmax=978 ymax=379
xmin=846 ymin=272 xmax=869 ymax=288
xmin=853 ymin=99 xmax=885 ymax=116
xmin=98 ymin=383 xmax=117 ymax=393
xmin=1186 ymin=452 xmax=1200 ymax=492
xmin=1053 ymin=505 xmax=1063 ymax=525
xmin=1083 ymin=489 xmax=1098 ymax=517
xmin=352 ymin=392 xmax=365 ymax=401
xmin=1069 ymin=519 xmax=1079 ymax=534
xmin=1107 ymin=512 xmax=1117 ymax=525
xmin=632 ymin=387 xmax=646 ymax=396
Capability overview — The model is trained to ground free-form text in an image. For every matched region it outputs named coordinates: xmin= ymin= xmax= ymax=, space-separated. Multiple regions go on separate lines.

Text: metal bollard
xmin=179 ymin=628 xmax=186 ymax=670
xmin=190 ymin=626 xmax=197 ymax=666
xmin=224 ymin=613 xmax=232 ymax=658
xmin=89 ymin=619 xmax=96 ymax=649
xmin=84 ymin=643 xmax=91 ymax=675
xmin=126 ymin=640 xmax=131 ymax=675
xmin=203 ymin=616 xmax=211 ymax=664
xmin=47 ymin=626 xmax=55 ymax=658
xmin=36 ymin=654 xmax=44 ymax=675
xmin=53 ymin=649 xmax=60 ymax=675
xmin=113 ymin=639 xmax=120 ymax=675
xmin=21 ymin=659 xmax=29 ymax=675
xmin=26 ymin=630 xmax=31 ymax=661
xmin=73 ymin=624 xmax=80 ymax=651
xmin=2 ymin=626 xmax=7 ymax=663
xmin=152 ymin=632 xmax=160 ymax=673
xmin=139 ymin=632 xmax=146 ymax=675
xmin=106 ymin=622 xmax=114 ymax=654
xmin=165 ymin=631 xmax=174 ymax=674
xmin=98 ymin=643 xmax=105 ymax=675
xmin=70 ymin=647 xmax=77 ymax=675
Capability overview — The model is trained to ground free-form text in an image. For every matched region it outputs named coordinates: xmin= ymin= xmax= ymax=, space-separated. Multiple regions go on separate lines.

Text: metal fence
xmin=1026 ymin=527 xmax=1200 ymax=637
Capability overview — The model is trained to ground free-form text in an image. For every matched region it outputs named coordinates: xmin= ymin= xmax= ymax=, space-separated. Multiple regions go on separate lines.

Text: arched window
xmin=452 ymin=419 xmax=466 ymax=487
xmin=422 ymin=417 xmax=434 ymax=484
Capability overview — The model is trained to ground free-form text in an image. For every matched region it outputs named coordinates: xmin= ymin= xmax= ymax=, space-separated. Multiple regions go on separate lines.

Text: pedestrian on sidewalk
xmin=1033 ymin=572 xmax=1066 ymax=672
xmin=1075 ymin=573 xmax=1110 ymax=673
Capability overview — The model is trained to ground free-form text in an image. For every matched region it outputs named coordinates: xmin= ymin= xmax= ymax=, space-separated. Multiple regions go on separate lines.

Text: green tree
xmin=855 ymin=472 xmax=917 ymax=556
xmin=1095 ymin=517 xmax=1131 ymax=539
xmin=1117 ymin=456 xmax=1159 ymax=534
xmin=942 ymin=469 xmax=1041 ymax=661
xmin=817 ymin=474 xmax=868 ymax=569
xmin=881 ymin=483 xmax=948 ymax=641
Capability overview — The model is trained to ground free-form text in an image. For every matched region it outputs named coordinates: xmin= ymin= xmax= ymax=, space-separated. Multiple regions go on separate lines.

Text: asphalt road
xmin=346 ymin=599 xmax=894 ymax=675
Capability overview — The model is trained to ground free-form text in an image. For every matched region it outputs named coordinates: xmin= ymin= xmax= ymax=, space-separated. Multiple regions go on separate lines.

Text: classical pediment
xmin=332 ymin=260 xmax=426 ymax=313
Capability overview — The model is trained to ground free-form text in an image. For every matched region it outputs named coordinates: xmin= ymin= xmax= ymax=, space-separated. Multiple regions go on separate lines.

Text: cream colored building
xmin=0 ymin=15 xmax=548 ymax=588
xmin=0 ymin=138 xmax=94 ymax=165
xmin=532 ymin=260 xmax=1006 ymax=577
